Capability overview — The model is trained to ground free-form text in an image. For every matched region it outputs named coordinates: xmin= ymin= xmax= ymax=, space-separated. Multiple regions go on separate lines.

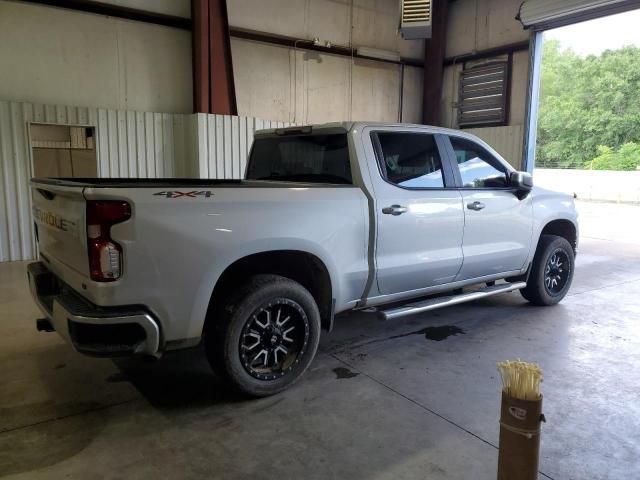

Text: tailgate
xmin=31 ymin=181 xmax=88 ymax=276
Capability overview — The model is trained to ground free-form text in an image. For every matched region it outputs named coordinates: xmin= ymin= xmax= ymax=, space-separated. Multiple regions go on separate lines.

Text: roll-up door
xmin=518 ymin=0 xmax=640 ymax=30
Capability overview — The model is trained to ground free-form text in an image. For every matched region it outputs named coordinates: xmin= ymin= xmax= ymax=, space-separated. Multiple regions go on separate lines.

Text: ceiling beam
xmin=443 ymin=41 xmax=530 ymax=66
xmin=18 ymin=0 xmax=191 ymax=30
xmin=229 ymin=27 xmax=425 ymax=68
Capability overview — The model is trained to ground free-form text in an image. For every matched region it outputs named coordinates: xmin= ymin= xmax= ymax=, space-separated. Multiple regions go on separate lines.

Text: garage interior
xmin=1 ymin=0 xmax=639 ymax=478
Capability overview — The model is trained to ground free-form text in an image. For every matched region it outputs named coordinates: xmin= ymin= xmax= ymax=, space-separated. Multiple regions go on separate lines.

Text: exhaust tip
xmin=36 ymin=318 xmax=55 ymax=332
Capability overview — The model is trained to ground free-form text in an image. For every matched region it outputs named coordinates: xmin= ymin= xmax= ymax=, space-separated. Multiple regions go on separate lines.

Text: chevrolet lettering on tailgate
xmin=32 ymin=207 xmax=76 ymax=232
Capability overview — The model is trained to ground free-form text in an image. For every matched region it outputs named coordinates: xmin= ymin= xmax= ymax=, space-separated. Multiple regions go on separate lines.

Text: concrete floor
xmin=1 ymin=200 xmax=639 ymax=480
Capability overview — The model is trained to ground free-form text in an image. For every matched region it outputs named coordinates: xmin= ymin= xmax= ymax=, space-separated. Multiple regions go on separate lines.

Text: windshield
xmin=246 ymin=134 xmax=352 ymax=184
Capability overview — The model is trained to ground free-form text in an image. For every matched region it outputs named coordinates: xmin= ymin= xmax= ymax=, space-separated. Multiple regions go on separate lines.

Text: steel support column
xmin=422 ymin=0 xmax=448 ymax=125
xmin=192 ymin=0 xmax=210 ymax=113
xmin=192 ymin=0 xmax=237 ymax=114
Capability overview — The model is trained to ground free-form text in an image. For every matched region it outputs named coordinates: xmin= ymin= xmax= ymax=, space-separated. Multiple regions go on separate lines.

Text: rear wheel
xmin=205 ymin=274 xmax=321 ymax=397
xmin=520 ymin=234 xmax=575 ymax=306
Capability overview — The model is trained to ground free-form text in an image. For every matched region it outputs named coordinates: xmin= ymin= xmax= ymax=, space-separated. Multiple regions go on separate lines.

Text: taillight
xmin=86 ymin=201 xmax=131 ymax=282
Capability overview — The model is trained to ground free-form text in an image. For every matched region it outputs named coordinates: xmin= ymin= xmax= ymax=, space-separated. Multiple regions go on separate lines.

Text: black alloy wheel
xmin=520 ymin=234 xmax=575 ymax=306
xmin=544 ymin=249 xmax=571 ymax=296
xmin=239 ymin=299 xmax=309 ymax=381
xmin=205 ymin=274 xmax=321 ymax=397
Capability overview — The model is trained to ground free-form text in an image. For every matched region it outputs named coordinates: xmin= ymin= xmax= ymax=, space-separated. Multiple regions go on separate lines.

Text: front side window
xmin=450 ymin=137 xmax=509 ymax=188
xmin=247 ymin=134 xmax=352 ymax=184
xmin=375 ymin=132 xmax=445 ymax=188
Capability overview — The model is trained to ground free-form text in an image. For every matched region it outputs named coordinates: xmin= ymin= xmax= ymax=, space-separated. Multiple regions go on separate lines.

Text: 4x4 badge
xmin=153 ymin=191 xmax=214 ymax=198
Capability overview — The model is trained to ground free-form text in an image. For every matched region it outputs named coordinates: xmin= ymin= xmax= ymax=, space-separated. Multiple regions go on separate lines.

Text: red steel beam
xmin=192 ymin=0 xmax=210 ymax=113
xmin=209 ymin=0 xmax=237 ymax=115
xmin=192 ymin=0 xmax=237 ymax=114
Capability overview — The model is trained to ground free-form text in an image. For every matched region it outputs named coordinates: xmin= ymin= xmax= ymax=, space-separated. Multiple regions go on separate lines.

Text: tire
xmin=205 ymin=274 xmax=321 ymax=397
xmin=520 ymin=234 xmax=575 ymax=306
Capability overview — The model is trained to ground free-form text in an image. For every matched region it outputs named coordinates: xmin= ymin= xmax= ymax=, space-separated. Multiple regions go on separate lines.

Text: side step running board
xmin=377 ymin=282 xmax=527 ymax=321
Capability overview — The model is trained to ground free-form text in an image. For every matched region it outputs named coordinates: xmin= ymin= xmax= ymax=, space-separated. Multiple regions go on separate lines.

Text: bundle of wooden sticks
xmin=496 ymin=359 xmax=543 ymax=401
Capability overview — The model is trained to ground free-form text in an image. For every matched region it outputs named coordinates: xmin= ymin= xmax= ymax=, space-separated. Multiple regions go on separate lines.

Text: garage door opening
xmin=30 ymin=124 xmax=97 ymax=178
xmin=526 ymin=8 xmax=640 ymax=203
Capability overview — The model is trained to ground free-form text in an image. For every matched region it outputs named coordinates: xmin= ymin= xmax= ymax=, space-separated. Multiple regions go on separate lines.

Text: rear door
xmin=443 ymin=135 xmax=533 ymax=280
xmin=363 ymin=126 xmax=464 ymax=295
xmin=31 ymin=181 xmax=88 ymax=275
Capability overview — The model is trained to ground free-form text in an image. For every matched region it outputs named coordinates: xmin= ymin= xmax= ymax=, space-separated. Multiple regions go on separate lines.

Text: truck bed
xmin=31 ymin=177 xmax=243 ymax=188
xmin=31 ymin=178 xmax=352 ymax=189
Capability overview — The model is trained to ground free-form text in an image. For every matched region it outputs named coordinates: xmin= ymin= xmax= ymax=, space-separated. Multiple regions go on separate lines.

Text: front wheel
xmin=520 ymin=234 xmax=575 ymax=306
xmin=205 ymin=274 xmax=321 ymax=397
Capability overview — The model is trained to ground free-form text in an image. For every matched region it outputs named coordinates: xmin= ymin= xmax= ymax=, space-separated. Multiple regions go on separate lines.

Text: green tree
xmin=537 ymin=40 xmax=640 ymax=169
xmin=586 ymin=143 xmax=640 ymax=170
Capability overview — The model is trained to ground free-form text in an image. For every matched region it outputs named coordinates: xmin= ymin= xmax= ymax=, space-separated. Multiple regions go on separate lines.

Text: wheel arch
xmin=538 ymin=219 xmax=578 ymax=253
xmin=204 ymin=250 xmax=335 ymax=333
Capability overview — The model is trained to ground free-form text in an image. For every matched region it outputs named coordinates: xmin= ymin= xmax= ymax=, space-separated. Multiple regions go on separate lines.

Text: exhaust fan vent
xmin=400 ymin=0 xmax=432 ymax=39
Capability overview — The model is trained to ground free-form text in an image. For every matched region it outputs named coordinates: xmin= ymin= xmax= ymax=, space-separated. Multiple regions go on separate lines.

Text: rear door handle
xmin=382 ymin=204 xmax=408 ymax=216
xmin=467 ymin=201 xmax=485 ymax=211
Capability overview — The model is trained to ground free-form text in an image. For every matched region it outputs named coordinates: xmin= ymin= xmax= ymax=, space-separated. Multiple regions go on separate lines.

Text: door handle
xmin=382 ymin=204 xmax=408 ymax=216
xmin=467 ymin=201 xmax=485 ymax=211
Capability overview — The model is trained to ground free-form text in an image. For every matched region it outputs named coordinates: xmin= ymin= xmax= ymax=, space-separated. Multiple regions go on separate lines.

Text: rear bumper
xmin=28 ymin=262 xmax=161 ymax=357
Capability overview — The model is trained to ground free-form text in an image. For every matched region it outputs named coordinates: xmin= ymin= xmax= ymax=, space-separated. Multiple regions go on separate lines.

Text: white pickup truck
xmin=29 ymin=122 xmax=578 ymax=396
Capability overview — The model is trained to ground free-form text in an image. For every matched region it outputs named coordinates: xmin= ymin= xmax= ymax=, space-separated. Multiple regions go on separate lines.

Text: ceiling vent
xmin=400 ymin=0 xmax=432 ymax=39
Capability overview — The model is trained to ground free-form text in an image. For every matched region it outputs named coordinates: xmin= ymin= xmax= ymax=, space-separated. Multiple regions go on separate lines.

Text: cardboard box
xmin=497 ymin=391 xmax=544 ymax=480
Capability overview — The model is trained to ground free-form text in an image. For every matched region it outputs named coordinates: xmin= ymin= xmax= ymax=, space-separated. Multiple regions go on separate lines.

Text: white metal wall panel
xmin=94 ymin=109 xmax=177 ymax=178
xmin=196 ymin=114 xmax=291 ymax=179
xmin=0 ymin=100 xmax=187 ymax=262
xmin=0 ymin=101 xmax=31 ymax=262
xmin=466 ymin=125 xmax=525 ymax=169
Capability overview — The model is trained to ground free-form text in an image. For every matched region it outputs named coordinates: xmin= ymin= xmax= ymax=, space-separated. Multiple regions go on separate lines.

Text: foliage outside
xmin=536 ymin=40 xmax=640 ymax=170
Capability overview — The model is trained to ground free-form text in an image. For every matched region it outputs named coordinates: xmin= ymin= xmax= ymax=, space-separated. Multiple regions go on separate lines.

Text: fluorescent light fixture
xmin=356 ymin=46 xmax=401 ymax=62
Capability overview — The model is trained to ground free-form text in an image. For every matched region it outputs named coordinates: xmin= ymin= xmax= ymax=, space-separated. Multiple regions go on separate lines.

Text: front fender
xmin=527 ymin=187 xmax=579 ymax=264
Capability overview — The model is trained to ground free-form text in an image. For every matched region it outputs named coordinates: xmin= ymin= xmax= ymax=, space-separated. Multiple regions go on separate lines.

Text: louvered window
xmin=458 ymin=62 xmax=510 ymax=128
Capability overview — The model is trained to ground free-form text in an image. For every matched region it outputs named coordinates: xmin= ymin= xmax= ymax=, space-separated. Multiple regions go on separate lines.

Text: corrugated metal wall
xmin=0 ymin=100 xmax=190 ymax=262
xmin=93 ymin=109 xmax=180 ymax=178
xmin=466 ymin=125 xmax=525 ymax=168
xmin=196 ymin=114 xmax=290 ymax=179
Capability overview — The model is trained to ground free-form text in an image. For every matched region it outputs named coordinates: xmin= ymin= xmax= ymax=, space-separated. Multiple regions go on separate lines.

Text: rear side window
xmin=450 ymin=137 xmax=509 ymax=188
xmin=374 ymin=132 xmax=445 ymax=188
xmin=246 ymin=134 xmax=352 ymax=184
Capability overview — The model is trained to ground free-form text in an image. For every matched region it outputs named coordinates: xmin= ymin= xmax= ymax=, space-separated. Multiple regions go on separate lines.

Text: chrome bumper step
xmin=377 ymin=282 xmax=527 ymax=321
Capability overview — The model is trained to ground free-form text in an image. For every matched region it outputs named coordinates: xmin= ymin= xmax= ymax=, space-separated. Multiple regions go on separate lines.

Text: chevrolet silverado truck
xmin=28 ymin=122 xmax=578 ymax=396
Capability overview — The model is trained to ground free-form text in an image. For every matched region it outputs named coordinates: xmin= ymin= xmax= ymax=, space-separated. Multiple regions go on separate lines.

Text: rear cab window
xmin=372 ymin=132 xmax=446 ymax=189
xmin=246 ymin=133 xmax=352 ymax=184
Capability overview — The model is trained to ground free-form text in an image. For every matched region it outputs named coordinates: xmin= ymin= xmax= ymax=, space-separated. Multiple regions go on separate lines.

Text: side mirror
xmin=510 ymin=171 xmax=533 ymax=199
